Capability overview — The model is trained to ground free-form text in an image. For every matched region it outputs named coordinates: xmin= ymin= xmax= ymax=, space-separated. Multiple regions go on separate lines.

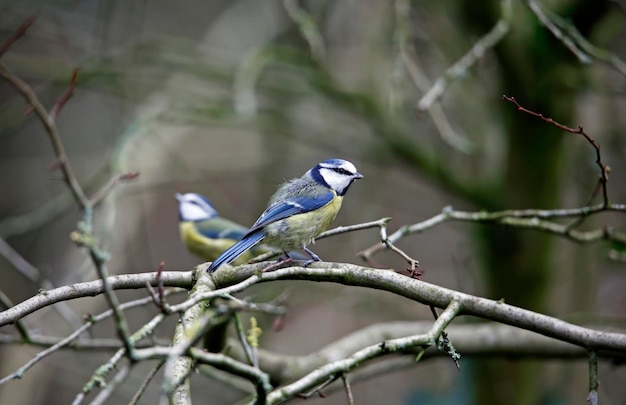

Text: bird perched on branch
xmin=176 ymin=193 xmax=270 ymax=265
xmin=208 ymin=158 xmax=363 ymax=272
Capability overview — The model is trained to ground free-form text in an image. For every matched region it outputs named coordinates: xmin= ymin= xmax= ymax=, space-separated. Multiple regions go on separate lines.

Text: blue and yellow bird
xmin=176 ymin=193 xmax=270 ymax=265
xmin=208 ymin=158 xmax=363 ymax=272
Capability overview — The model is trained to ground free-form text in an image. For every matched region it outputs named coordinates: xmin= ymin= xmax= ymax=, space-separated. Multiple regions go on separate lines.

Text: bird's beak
xmin=354 ymin=172 xmax=364 ymax=179
xmin=175 ymin=193 xmax=183 ymax=201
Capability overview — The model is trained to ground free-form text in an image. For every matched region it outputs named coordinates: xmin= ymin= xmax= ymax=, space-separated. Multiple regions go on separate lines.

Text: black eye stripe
xmin=333 ymin=167 xmax=351 ymax=175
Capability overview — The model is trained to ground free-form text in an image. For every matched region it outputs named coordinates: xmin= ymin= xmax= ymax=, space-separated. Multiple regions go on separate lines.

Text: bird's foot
xmin=302 ymin=247 xmax=322 ymax=267
xmin=262 ymin=256 xmax=293 ymax=273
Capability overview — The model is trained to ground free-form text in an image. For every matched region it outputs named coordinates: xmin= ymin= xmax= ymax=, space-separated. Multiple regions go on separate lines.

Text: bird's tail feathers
xmin=208 ymin=231 xmax=265 ymax=272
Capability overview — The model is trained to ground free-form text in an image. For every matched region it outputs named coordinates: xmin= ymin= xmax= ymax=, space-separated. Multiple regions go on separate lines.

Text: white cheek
xmin=320 ymin=169 xmax=349 ymax=191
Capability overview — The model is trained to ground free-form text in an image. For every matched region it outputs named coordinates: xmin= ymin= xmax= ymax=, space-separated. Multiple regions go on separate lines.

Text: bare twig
xmin=0 ymin=15 xmax=36 ymax=58
xmin=525 ymin=0 xmax=626 ymax=75
xmin=128 ymin=360 xmax=165 ymax=405
xmin=0 ymin=63 xmax=89 ymax=207
xmin=145 ymin=261 xmax=168 ymax=312
xmin=87 ymin=363 xmax=132 ymax=405
xmin=503 ymin=95 xmax=610 ymax=206
xmin=283 ymin=0 xmax=325 ymax=61
xmin=587 ymin=350 xmax=599 ymax=405
xmin=316 ymin=217 xmax=392 ymax=240
xmin=0 ymin=271 xmax=192 ymax=326
xmin=356 ymin=217 xmax=420 ymax=270
xmin=89 ymin=172 xmax=139 ymax=206
xmin=342 ymin=374 xmax=354 ymax=405
xmin=78 ymin=312 xmax=169 ymax=399
xmin=0 ymin=236 xmax=83 ymax=331
xmin=1 ymin=18 xmax=141 ymax=365
xmin=0 ymin=291 xmax=181 ymax=386
xmin=298 ymin=375 xmax=336 ymax=399
xmin=526 ymin=0 xmax=591 ymax=63
xmin=0 ymin=290 xmax=29 ymax=341
xmin=393 ymin=0 xmax=473 ymax=153
xmin=360 ymin=202 xmax=626 ymax=260
xmin=266 ymin=300 xmax=462 ymax=403
xmin=418 ymin=0 xmax=512 ymax=110
xmin=49 ymin=68 xmax=80 ymax=122
xmin=234 ymin=313 xmax=255 ymax=366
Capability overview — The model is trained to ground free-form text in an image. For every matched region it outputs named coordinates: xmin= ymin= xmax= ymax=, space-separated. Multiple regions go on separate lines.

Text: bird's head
xmin=310 ymin=158 xmax=363 ymax=196
xmin=175 ymin=193 xmax=219 ymax=221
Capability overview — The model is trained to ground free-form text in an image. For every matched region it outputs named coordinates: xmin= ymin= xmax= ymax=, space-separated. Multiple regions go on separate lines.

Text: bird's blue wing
xmin=208 ymin=191 xmax=335 ymax=272
xmin=197 ymin=228 xmax=245 ymax=240
xmin=248 ymin=192 xmax=335 ymax=233
xmin=194 ymin=218 xmax=248 ymax=241
xmin=208 ymin=230 xmax=265 ymax=272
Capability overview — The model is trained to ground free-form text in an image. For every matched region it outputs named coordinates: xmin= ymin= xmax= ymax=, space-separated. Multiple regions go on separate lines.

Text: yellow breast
xmin=263 ymin=194 xmax=344 ymax=250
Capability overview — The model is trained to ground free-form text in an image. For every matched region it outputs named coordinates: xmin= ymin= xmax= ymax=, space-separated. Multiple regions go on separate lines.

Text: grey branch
xmin=0 ymin=272 xmax=192 ymax=327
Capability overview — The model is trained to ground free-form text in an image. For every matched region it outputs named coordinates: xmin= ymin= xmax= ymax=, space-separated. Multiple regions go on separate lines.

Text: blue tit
xmin=176 ymin=193 xmax=269 ymax=265
xmin=208 ymin=158 xmax=363 ymax=272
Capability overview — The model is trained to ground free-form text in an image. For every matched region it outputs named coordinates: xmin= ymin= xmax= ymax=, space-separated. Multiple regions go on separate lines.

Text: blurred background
xmin=1 ymin=0 xmax=626 ymax=404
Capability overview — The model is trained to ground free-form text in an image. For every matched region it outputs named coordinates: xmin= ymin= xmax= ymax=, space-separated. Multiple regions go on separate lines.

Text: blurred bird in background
xmin=176 ymin=193 xmax=270 ymax=265
xmin=208 ymin=158 xmax=363 ymax=272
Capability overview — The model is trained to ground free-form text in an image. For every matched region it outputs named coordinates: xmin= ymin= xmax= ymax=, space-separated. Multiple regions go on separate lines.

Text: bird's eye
xmin=334 ymin=168 xmax=351 ymax=175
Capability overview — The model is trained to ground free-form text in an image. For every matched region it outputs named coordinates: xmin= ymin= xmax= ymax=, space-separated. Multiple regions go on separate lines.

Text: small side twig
xmin=89 ymin=172 xmax=140 ymax=206
xmin=128 ymin=360 xmax=165 ymax=405
xmin=0 ymin=15 xmax=36 ymax=58
xmin=502 ymin=95 xmax=610 ymax=206
xmin=234 ymin=313 xmax=255 ymax=366
xmin=145 ymin=261 xmax=168 ymax=312
xmin=283 ymin=0 xmax=325 ymax=62
xmin=587 ymin=350 xmax=599 ymax=405
xmin=356 ymin=217 xmax=420 ymax=272
xmin=430 ymin=306 xmax=461 ymax=369
xmin=0 ymin=290 xmax=29 ymax=342
xmin=342 ymin=373 xmax=354 ymax=405
xmin=297 ymin=375 xmax=337 ymax=399
xmin=49 ymin=68 xmax=80 ymax=122
xmin=417 ymin=0 xmax=512 ymax=110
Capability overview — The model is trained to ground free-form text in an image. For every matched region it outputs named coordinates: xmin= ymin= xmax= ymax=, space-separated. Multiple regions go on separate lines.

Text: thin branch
xmin=0 ymin=236 xmax=83 ymax=331
xmin=587 ymin=350 xmax=599 ymax=405
xmin=0 ymin=290 xmax=29 ymax=341
xmin=49 ymin=68 xmax=80 ymax=122
xmin=360 ymin=203 xmax=626 ymax=259
xmin=78 ymin=312 xmax=169 ymax=399
xmin=0 ymin=15 xmax=36 ymax=58
xmin=234 ymin=313 xmax=255 ymax=366
xmin=0 ymin=62 xmax=89 ymax=207
xmin=393 ymin=0 xmax=473 ymax=153
xmin=0 ymin=271 xmax=192 ymax=326
xmin=525 ymin=0 xmax=626 ymax=75
xmin=128 ymin=360 xmax=165 ymax=405
xmin=342 ymin=374 xmax=354 ymax=405
xmin=87 ymin=363 xmax=132 ymax=405
xmin=417 ymin=0 xmax=512 ymax=110
xmin=526 ymin=0 xmax=591 ymax=63
xmin=316 ymin=217 xmax=392 ymax=240
xmin=283 ymin=0 xmax=325 ymax=62
xmin=265 ymin=300 xmax=461 ymax=403
xmin=503 ymin=95 xmax=610 ymax=206
xmin=88 ymin=172 xmax=139 ymax=206
xmin=0 ymin=291 xmax=181 ymax=385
